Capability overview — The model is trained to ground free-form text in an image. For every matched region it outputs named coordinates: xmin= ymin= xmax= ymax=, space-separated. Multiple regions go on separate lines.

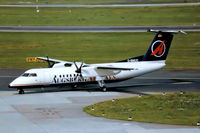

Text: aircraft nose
xmin=8 ymin=81 xmax=14 ymax=88
xmin=8 ymin=78 xmax=19 ymax=88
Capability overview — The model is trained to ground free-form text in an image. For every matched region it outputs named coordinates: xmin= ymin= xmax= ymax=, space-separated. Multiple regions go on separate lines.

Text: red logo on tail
xmin=151 ymin=40 xmax=166 ymax=57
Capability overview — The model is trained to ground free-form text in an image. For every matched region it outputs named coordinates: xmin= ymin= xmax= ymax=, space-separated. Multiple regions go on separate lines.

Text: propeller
xmin=74 ymin=62 xmax=84 ymax=81
xmin=74 ymin=61 xmax=84 ymax=73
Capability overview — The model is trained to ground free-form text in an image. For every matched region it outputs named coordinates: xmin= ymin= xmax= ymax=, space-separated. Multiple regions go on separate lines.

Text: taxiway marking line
xmin=172 ymin=82 xmax=193 ymax=85
xmin=135 ymin=77 xmax=200 ymax=80
xmin=0 ymin=93 xmax=15 ymax=97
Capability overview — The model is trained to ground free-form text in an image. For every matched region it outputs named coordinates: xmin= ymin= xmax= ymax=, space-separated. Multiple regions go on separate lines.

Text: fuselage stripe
xmin=12 ymin=82 xmax=51 ymax=86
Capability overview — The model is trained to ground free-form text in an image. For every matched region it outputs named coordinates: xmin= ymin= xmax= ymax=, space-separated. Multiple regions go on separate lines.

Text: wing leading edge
xmin=96 ymin=66 xmax=133 ymax=70
xmin=36 ymin=57 xmax=73 ymax=68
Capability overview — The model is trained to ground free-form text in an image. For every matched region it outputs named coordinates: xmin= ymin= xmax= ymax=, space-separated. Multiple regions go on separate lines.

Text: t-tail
xmin=143 ymin=30 xmax=186 ymax=61
xmin=118 ymin=29 xmax=186 ymax=62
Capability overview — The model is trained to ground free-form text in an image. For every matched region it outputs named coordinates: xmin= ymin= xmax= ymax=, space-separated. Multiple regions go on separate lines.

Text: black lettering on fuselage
xmin=54 ymin=75 xmax=57 ymax=83
xmin=53 ymin=74 xmax=84 ymax=84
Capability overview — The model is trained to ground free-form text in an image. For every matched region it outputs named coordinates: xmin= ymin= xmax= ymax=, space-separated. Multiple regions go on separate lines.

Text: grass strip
xmin=84 ymin=92 xmax=200 ymax=126
xmin=0 ymin=0 xmax=199 ymax=5
xmin=0 ymin=6 xmax=199 ymax=26
xmin=0 ymin=32 xmax=200 ymax=69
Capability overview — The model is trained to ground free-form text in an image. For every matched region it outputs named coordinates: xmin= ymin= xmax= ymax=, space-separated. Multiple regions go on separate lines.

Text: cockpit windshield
xmin=21 ymin=73 xmax=29 ymax=77
xmin=21 ymin=73 xmax=37 ymax=77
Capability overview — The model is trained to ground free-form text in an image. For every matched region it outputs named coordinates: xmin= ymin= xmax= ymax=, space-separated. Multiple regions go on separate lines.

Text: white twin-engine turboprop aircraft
xmin=9 ymin=30 xmax=185 ymax=94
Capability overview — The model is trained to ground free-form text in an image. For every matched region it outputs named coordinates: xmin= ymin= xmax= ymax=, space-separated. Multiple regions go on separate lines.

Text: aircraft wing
xmin=94 ymin=66 xmax=133 ymax=77
xmin=36 ymin=57 xmax=73 ymax=64
xmin=96 ymin=66 xmax=133 ymax=70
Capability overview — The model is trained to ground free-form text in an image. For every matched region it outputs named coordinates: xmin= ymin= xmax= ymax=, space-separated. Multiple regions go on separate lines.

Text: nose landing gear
xmin=17 ymin=88 xmax=24 ymax=94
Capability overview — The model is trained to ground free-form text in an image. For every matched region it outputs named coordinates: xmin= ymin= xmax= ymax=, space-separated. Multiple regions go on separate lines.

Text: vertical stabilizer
xmin=143 ymin=30 xmax=173 ymax=61
xmin=143 ymin=30 xmax=185 ymax=61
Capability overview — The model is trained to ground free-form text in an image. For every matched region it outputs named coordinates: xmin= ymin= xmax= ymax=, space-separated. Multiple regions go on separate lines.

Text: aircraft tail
xmin=142 ymin=30 xmax=186 ymax=61
xmin=117 ymin=30 xmax=185 ymax=63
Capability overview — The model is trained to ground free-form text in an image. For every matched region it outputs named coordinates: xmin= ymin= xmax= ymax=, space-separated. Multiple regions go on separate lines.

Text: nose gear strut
xmin=97 ymin=80 xmax=107 ymax=92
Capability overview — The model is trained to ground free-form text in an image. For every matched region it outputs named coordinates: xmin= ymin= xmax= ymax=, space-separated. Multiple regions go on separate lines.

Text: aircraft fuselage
xmin=9 ymin=61 xmax=165 ymax=89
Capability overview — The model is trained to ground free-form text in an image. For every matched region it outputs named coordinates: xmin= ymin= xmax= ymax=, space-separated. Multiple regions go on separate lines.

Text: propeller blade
xmin=74 ymin=73 xmax=84 ymax=82
xmin=79 ymin=62 xmax=84 ymax=72
xmin=74 ymin=73 xmax=78 ymax=81
xmin=74 ymin=61 xmax=84 ymax=73
xmin=74 ymin=61 xmax=79 ymax=70
xmin=80 ymin=73 xmax=84 ymax=81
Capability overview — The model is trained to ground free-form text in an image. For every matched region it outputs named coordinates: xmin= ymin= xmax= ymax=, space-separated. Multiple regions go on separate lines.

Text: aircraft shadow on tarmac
xmin=11 ymin=84 xmax=154 ymax=95
xmin=5 ymin=76 xmax=199 ymax=95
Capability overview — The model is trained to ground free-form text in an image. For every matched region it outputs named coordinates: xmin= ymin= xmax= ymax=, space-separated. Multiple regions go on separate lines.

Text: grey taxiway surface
xmin=0 ymin=69 xmax=199 ymax=133
xmin=0 ymin=26 xmax=200 ymax=33
xmin=1 ymin=2 xmax=200 ymax=7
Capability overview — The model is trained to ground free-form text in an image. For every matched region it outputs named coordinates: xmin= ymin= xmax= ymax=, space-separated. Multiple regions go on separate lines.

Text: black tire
xmin=102 ymin=87 xmax=107 ymax=92
xmin=18 ymin=88 xmax=24 ymax=94
xmin=71 ymin=84 xmax=78 ymax=88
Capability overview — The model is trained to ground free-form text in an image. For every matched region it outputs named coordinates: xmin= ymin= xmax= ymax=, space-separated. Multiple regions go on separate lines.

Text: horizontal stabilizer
xmin=148 ymin=29 xmax=187 ymax=34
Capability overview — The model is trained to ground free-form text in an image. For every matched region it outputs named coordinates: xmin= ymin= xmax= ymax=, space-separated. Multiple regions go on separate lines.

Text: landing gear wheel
xmin=17 ymin=88 xmax=24 ymax=94
xmin=98 ymin=80 xmax=106 ymax=92
xmin=102 ymin=87 xmax=107 ymax=92
xmin=71 ymin=84 xmax=77 ymax=88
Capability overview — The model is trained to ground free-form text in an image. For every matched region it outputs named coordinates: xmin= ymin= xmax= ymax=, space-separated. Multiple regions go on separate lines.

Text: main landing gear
xmin=98 ymin=80 xmax=107 ymax=92
xmin=17 ymin=88 xmax=24 ymax=94
xmin=101 ymin=87 xmax=107 ymax=92
xmin=71 ymin=84 xmax=78 ymax=88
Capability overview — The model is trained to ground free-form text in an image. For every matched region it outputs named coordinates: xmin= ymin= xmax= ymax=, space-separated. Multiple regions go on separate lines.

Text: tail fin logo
xmin=151 ymin=40 xmax=166 ymax=57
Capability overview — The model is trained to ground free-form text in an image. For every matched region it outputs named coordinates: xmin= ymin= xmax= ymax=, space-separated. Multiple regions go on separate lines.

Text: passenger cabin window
xmin=83 ymin=65 xmax=89 ymax=67
xmin=64 ymin=63 xmax=72 ymax=67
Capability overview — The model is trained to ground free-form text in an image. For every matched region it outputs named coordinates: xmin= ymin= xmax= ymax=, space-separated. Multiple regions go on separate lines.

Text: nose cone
xmin=8 ymin=80 xmax=15 ymax=88
xmin=8 ymin=84 xmax=11 ymax=88
xmin=8 ymin=78 xmax=21 ymax=88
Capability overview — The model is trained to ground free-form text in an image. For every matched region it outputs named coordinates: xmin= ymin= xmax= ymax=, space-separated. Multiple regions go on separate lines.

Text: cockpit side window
xmin=29 ymin=73 xmax=37 ymax=77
